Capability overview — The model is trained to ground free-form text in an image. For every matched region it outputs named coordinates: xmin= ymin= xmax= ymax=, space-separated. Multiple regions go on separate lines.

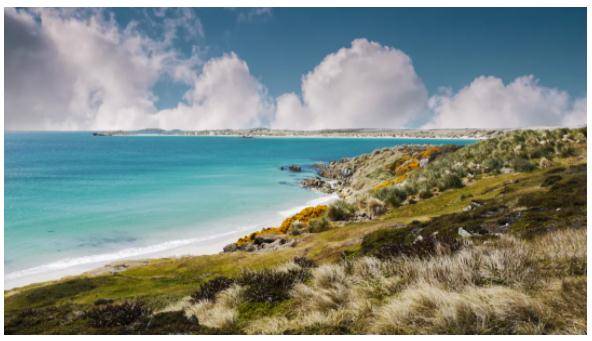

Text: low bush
xmin=145 ymin=311 xmax=200 ymax=334
xmin=293 ymin=256 xmax=317 ymax=269
xmin=238 ymin=268 xmax=310 ymax=303
xmin=437 ymin=174 xmax=464 ymax=191
xmin=374 ymin=187 xmax=408 ymax=207
xmin=361 ymin=227 xmax=462 ymax=260
xmin=483 ymin=157 xmax=503 ymax=173
xmin=419 ymin=188 xmax=433 ymax=199
xmin=191 ymin=276 xmax=235 ymax=302
xmin=308 ymin=217 xmax=331 ymax=233
xmin=327 ymin=201 xmax=356 ymax=221
xmin=511 ymin=157 xmax=535 ymax=172
xmin=86 ymin=301 xmax=151 ymax=329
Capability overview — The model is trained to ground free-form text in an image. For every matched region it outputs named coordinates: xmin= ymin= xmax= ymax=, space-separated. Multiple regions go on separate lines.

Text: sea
xmin=4 ymin=132 xmax=474 ymax=288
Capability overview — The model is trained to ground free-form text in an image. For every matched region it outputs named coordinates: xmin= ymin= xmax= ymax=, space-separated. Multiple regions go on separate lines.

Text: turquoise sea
xmin=4 ymin=132 xmax=474 ymax=288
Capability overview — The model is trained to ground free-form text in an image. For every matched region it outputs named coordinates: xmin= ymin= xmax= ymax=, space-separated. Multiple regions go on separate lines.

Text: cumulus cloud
xmin=157 ymin=53 xmax=273 ymax=130
xmin=4 ymin=9 xmax=585 ymax=131
xmin=425 ymin=75 xmax=587 ymax=128
xmin=272 ymin=39 xmax=430 ymax=130
xmin=5 ymin=8 xmax=176 ymax=130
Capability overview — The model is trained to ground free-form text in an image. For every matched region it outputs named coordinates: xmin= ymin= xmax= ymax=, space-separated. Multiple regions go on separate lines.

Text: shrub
xmin=367 ymin=197 xmax=387 ymax=216
xmin=191 ymin=276 xmax=235 ymax=302
xmin=238 ymin=268 xmax=310 ymax=303
xmin=308 ymin=217 xmax=331 ymax=233
xmin=437 ymin=174 xmax=464 ymax=191
xmin=419 ymin=189 xmax=433 ymax=199
xmin=288 ymin=221 xmax=304 ymax=235
xmin=375 ymin=187 xmax=408 ymax=207
xmin=327 ymin=201 xmax=356 ymax=221
xmin=558 ymin=145 xmax=577 ymax=157
xmin=86 ymin=301 xmax=151 ymax=329
xmin=361 ymin=227 xmax=462 ymax=260
xmin=511 ymin=157 xmax=535 ymax=172
xmin=145 ymin=311 xmax=199 ymax=334
xmin=293 ymin=256 xmax=317 ymax=269
xmin=483 ymin=158 xmax=503 ymax=173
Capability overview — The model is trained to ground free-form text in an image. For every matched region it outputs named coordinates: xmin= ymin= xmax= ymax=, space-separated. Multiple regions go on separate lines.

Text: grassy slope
xmin=4 ymin=130 xmax=587 ymax=334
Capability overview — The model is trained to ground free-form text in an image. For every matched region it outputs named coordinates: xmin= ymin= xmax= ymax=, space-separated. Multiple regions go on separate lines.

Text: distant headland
xmin=92 ymin=128 xmax=510 ymax=139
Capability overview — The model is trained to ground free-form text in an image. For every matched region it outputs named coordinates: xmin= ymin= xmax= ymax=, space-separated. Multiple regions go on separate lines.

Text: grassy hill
xmin=4 ymin=128 xmax=587 ymax=334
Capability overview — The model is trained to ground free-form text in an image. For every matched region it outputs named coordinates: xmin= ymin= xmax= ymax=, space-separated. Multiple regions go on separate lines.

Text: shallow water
xmin=4 ymin=132 xmax=474 ymax=288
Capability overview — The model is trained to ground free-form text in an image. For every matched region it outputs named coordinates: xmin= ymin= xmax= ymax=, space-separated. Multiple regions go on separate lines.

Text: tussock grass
xmin=245 ymin=228 xmax=586 ymax=334
xmin=184 ymin=284 xmax=243 ymax=329
xmin=371 ymin=283 xmax=549 ymax=334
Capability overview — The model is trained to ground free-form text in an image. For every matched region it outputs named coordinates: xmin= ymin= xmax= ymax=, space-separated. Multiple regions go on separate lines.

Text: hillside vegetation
xmin=4 ymin=128 xmax=587 ymax=334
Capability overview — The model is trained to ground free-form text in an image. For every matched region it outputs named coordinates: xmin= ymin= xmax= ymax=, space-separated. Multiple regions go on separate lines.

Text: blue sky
xmin=112 ymin=8 xmax=587 ymax=109
xmin=5 ymin=7 xmax=587 ymax=130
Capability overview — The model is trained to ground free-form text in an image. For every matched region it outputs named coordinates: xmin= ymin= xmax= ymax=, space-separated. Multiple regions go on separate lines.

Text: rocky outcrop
xmin=301 ymin=145 xmax=458 ymax=202
xmin=223 ymin=234 xmax=297 ymax=253
xmin=280 ymin=164 xmax=302 ymax=172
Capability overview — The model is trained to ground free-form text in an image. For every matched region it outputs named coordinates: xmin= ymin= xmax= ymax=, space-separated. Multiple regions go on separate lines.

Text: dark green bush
xmin=483 ymin=158 xmax=503 ymax=173
xmin=437 ymin=174 xmax=464 ymax=191
xmin=419 ymin=189 xmax=433 ymax=199
xmin=238 ymin=268 xmax=310 ymax=303
xmin=191 ymin=276 xmax=235 ymax=302
xmin=86 ymin=301 xmax=150 ymax=329
xmin=558 ymin=145 xmax=577 ymax=157
xmin=327 ymin=200 xmax=356 ymax=221
xmin=144 ymin=311 xmax=199 ymax=334
xmin=308 ymin=217 xmax=331 ymax=233
xmin=375 ymin=186 xmax=408 ymax=207
xmin=361 ymin=227 xmax=462 ymax=260
xmin=511 ymin=157 xmax=535 ymax=172
xmin=293 ymin=256 xmax=317 ymax=268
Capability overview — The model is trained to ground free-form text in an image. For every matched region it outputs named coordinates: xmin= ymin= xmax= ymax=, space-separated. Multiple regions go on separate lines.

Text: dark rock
xmin=281 ymin=164 xmax=302 ymax=172
xmin=223 ymin=243 xmax=238 ymax=253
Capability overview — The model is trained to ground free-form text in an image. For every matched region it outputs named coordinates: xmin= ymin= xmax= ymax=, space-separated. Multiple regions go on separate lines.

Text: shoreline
xmin=102 ymin=133 xmax=487 ymax=140
xmin=4 ymin=193 xmax=339 ymax=291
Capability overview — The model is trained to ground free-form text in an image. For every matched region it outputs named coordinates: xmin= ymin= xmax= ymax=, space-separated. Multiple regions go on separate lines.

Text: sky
xmin=4 ymin=7 xmax=587 ymax=130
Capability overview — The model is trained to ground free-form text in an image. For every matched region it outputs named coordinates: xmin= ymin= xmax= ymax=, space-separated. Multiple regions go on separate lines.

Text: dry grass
xmin=182 ymin=284 xmax=244 ymax=329
xmin=371 ymin=283 xmax=550 ymax=334
xmin=244 ymin=228 xmax=586 ymax=334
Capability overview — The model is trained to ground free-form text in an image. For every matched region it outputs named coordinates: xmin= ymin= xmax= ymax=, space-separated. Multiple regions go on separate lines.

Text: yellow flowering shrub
xmin=235 ymin=205 xmax=328 ymax=246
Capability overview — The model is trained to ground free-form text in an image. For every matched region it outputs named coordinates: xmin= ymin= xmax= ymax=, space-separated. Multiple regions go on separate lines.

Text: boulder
xmin=340 ymin=167 xmax=353 ymax=177
xmin=280 ymin=164 xmax=302 ymax=172
xmin=223 ymin=243 xmax=238 ymax=253
xmin=458 ymin=227 xmax=473 ymax=238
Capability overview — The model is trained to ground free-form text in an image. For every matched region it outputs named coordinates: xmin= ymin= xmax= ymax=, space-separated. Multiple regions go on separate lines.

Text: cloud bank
xmin=425 ymin=76 xmax=586 ymax=128
xmin=272 ymin=39 xmax=429 ymax=129
xmin=4 ymin=8 xmax=586 ymax=131
xmin=157 ymin=53 xmax=273 ymax=130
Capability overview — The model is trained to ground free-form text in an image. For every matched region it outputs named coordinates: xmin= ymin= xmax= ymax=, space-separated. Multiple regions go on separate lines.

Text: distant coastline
xmin=92 ymin=128 xmax=509 ymax=140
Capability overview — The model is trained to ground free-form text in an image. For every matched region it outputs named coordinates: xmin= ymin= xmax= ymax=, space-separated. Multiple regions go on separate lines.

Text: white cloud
xmin=5 ymin=8 xmax=272 ymax=131
xmin=237 ymin=8 xmax=273 ymax=23
xmin=156 ymin=53 xmax=273 ymax=130
xmin=425 ymin=75 xmax=586 ymax=128
xmin=271 ymin=39 xmax=430 ymax=130
xmin=4 ymin=10 xmax=585 ymax=131
xmin=5 ymin=8 xmax=177 ymax=130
